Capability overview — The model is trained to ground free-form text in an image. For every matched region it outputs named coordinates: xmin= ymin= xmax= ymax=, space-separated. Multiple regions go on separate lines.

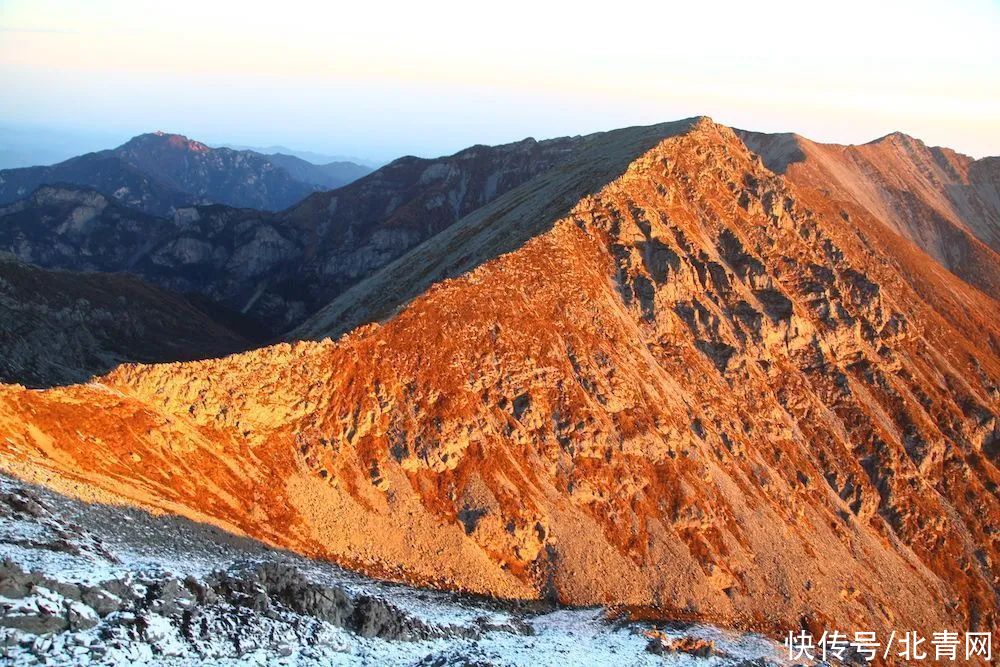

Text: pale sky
xmin=1 ymin=0 xmax=998 ymax=162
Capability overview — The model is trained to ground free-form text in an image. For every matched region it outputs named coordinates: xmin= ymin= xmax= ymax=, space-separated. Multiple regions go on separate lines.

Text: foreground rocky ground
xmin=0 ymin=474 xmax=789 ymax=666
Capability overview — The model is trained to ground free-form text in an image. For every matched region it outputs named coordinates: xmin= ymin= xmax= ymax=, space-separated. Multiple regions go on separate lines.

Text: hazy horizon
xmin=2 ymin=0 xmax=999 ymax=164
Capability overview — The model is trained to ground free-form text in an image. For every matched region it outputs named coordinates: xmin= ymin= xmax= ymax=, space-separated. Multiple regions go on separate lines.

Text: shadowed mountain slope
xmin=1 ymin=119 xmax=996 ymax=640
xmin=291 ymin=119 xmax=697 ymax=340
xmin=738 ymin=129 xmax=1000 ymax=296
xmin=0 ymin=186 xmax=178 ymax=271
xmin=271 ymin=133 xmax=585 ymax=318
xmin=0 ymin=255 xmax=249 ymax=387
xmin=0 ymin=186 xmax=308 ymax=334
xmin=0 ymin=151 xmax=197 ymax=216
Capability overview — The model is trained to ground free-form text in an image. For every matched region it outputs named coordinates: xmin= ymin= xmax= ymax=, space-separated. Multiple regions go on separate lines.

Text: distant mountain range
xmin=220 ymin=143 xmax=381 ymax=168
xmin=263 ymin=152 xmax=373 ymax=189
xmin=0 ymin=135 xmax=584 ymax=334
xmin=0 ymin=132 xmax=372 ymax=214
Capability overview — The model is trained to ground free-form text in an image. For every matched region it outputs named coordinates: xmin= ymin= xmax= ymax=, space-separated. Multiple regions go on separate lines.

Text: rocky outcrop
xmin=2 ymin=119 xmax=995 ymax=641
xmin=0 ymin=481 xmax=446 ymax=649
xmin=0 ymin=474 xmax=784 ymax=665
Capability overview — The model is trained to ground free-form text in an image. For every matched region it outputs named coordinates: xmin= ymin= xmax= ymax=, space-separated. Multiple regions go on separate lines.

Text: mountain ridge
xmin=1 ymin=118 xmax=995 ymax=639
xmin=737 ymin=128 xmax=1000 ymax=297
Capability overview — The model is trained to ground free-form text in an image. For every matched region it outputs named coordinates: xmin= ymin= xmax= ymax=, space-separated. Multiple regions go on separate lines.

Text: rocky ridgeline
xmin=738 ymin=128 xmax=1000 ymax=297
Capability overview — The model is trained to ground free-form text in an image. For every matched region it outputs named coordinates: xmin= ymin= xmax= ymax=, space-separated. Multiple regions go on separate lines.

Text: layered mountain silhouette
xmin=0 ymin=131 xmax=371 ymax=215
xmin=0 ymin=118 xmax=996 ymax=643
xmin=264 ymin=152 xmax=372 ymax=188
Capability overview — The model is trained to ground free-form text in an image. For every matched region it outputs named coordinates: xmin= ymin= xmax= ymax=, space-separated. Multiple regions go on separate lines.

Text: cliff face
xmin=0 ymin=186 xmax=178 ymax=272
xmin=0 ymin=119 xmax=995 ymax=639
xmin=738 ymin=129 xmax=1000 ymax=297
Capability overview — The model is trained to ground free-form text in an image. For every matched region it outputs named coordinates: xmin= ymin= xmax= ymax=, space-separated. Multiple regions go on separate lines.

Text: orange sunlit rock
xmin=1 ymin=118 xmax=996 ymax=639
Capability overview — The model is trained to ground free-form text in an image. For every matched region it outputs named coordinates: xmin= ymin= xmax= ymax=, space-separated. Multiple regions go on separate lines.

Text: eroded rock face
xmin=0 ymin=119 xmax=997 ymax=640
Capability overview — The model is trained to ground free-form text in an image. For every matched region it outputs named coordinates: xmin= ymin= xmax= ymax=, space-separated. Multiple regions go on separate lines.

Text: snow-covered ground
xmin=0 ymin=474 xmax=793 ymax=666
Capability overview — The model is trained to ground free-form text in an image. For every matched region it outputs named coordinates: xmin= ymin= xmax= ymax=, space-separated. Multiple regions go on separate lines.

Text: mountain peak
xmin=688 ymin=114 xmax=718 ymax=130
xmin=125 ymin=131 xmax=210 ymax=153
xmin=866 ymin=130 xmax=925 ymax=149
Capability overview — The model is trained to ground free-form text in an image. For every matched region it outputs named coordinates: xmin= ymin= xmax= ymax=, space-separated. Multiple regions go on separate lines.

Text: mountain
xmin=0 ymin=186 xmax=300 ymax=334
xmin=272 ymin=134 xmax=585 ymax=321
xmin=264 ymin=152 xmax=373 ymax=189
xmin=0 ymin=135 xmax=589 ymax=334
xmin=289 ymin=125 xmax=676 ymax=340
xmin=0 ymin=151 xmax=197 ymax=216
xmin=0 ymin=132 xmax=369 ymax=216
xmin=0 ymin=254 xmax=249 ymax=388
xmin=1 ymin=118 xmax=995 ymax=642
xmin=221 ymin=143 xmax=378 ymax=168
xmin=0 ymin=186 xmax=180 ymax=271
xmin=105 ymin=132 xmax=323 ymax=211
xmin=738 ymin=129 xmax=1000 ymax=296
